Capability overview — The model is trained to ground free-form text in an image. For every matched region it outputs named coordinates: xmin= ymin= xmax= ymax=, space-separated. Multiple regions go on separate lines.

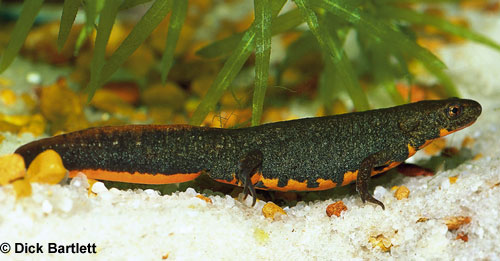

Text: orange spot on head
xmin=69 ymin=169 xmax=201 ymax=184
xmin=440 ymin=128 xmax=451 ymax=137
xmin=408 ymin=144 xmax=417 ymax=157
xmin=439 ymin=120 xmax=476 ymax=138
xmin=422 ymin=138 xmax=447 ymax=155
xmin=419 ymin=138 xmax=438 ymax=150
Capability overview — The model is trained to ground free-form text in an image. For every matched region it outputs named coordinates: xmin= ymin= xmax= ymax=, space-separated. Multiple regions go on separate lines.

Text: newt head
xmin=399 ymin=98 xmax=482 ymax=145
xmin=437 ymin=98 xmax=482 ymax=136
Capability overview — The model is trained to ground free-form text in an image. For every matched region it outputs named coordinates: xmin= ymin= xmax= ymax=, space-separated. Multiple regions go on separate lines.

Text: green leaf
xmin=91 ymin=0 xmax=173 ymax=97
xmin=190 ymin=33 xmax=256 ymax=125
xmin=270 ymin=8 xmax=303 ymax=35
xmin=58 ymin=0 xmax=82 ymax=51
xmin=196 ymin=8 xmax=303 ymax=59
xmin=119 ymin=0 xmax=153 ymax=10
xmin=84 ymin=0 xmax=98 ymax=30
xmin=313 ymin=0 xmax=456 ymax=95
xmin=374 ymin=7 xmax=467 ymax=97
xmin=73 ymin=0 xmax=98 ymax=55
xmin=189 ymin=0 xmax=287 ymax=126
xmin=379 ymin=6 xmax=500 ymax=52
xmin=252 ymin=0 xmax=272 ymax=126
xmin=195 ymin=33 xmax=244 ymax=59
xmin=394 ymin=54 xmax=414 ymax=103
xmin=318 ymin=57 xmax=344 ymax=109
xmin=277 ymin=32 xmax=317 ymax=85
xmin=0 ymin=0 xmax=44 ymax=73
xmin=86 ymin=0 xmax=121 ymax=100
xmin=295 ymin=0 xmax=369 ymax=111
xmin=313 ymin=0 xmax=446 ymax=70
xmin=160 ymin=0 xmax=188 ymax=83
xmin=426 ymin=62 xmax=460 ymax=97
xmin=376 ymin=0 xmax=460 ymax=3
xmin=370 ymin=44 xmax=405 ymax=105
xmin=294 ymin=0 xmax=339 ymax=62
xmin=74 ymin=25 xmax=91 ymax=56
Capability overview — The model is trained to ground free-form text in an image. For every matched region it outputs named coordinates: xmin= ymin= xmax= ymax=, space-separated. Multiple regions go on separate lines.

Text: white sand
xmin=1 ymin=11 xmax=500 ymax=261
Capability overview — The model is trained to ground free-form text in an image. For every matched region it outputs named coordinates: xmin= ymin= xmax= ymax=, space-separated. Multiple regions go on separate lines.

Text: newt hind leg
xmin=237 ymin=149 xmax=263 ymax=206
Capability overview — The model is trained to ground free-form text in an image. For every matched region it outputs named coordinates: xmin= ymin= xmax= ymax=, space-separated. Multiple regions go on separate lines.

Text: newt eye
xmin=447 ymin=103 xmax=462 ymax=118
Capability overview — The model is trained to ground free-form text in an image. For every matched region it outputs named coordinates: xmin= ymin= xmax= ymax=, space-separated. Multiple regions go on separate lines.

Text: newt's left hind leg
xmin=237 ymin=149 xmax=263 ymax=206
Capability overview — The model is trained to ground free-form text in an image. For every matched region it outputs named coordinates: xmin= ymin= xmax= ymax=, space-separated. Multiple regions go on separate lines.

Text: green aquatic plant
xmin=0 ymin=0 xmax=499 ymax=126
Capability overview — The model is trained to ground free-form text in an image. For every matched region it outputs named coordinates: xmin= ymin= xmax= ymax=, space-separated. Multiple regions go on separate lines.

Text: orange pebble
xmin=262 ymin=202 xmax=287 ymax=220
xmin=326 ymin=201 xmax=347 ymax=217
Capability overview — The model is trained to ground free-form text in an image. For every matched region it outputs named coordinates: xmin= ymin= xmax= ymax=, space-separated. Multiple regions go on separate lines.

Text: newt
xmin=15 ymin=98 xmax=481 ymax=209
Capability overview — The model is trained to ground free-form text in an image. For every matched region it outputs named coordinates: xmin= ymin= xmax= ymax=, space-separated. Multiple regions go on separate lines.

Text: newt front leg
xmin=237 ymin=149 xmax=263 ymax=206
xmin=356 ymin=150 xmax=394 ymax=210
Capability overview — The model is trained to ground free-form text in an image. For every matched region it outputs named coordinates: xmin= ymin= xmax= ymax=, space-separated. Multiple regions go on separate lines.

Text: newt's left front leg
xmin=356 ymin=150 xmax=392 ymax=210
xmin=237 ymin=149 xmax=263 ymax=206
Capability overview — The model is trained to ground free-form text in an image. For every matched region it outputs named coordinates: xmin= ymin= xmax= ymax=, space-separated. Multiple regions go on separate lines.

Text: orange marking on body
xmin=283 ymin=179 xmax=309 ymax=191
xmin=260 ymin=177 xmax=304 ymax=192
xmin=373 ymin=162 xmax=402 ymax=174
xmin=316 ymin=178 xmax=337 ymax=190
xmin=261 ymin=177 xmax=280 ymax=190
xmin=260 ymin=177 xmax=337 ymax=192
xmin=69 ymin=169 xmax=201 ymax=185
xmin=341 ymin=170 xmax=359 ymax=186
xmin=341 ymin=162 xmax=403 ymax=186
xmin=215 ymin=172 xmax=262 ymax=187
xmin=214 ymin=174 xmax=238 ymax=185
xmin=251 ymin=172 xmax=262 ymax=184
